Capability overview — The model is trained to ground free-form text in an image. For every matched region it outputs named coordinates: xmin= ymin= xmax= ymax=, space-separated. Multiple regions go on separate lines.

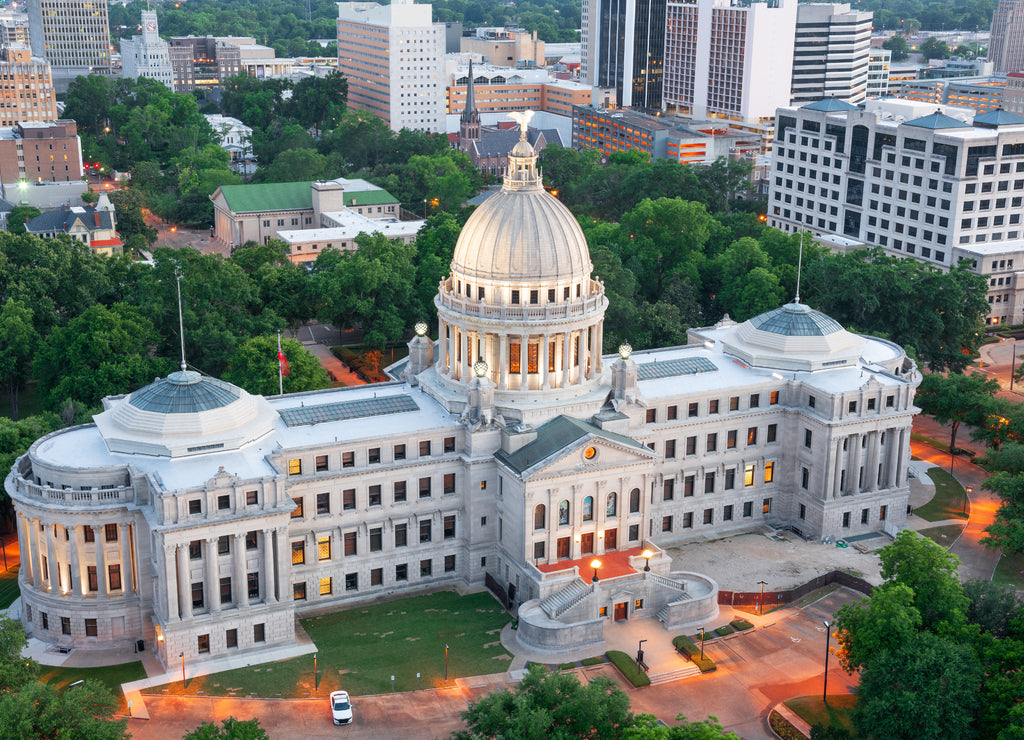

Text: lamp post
xmin=822 ymin=620 xmax=831 ymax=703
xmin=641 ymin=549 xmax=653 ymax=572
xmin=0 ymin=535 xmax=6 ymax=572
xmin=699 ymin=627 xmax=706 ymax=661
xmin=180 ymin=652 xmax=185 ymax=685
xmin=758 ymin=580 xmax=767 ymax=614
xmin=444 ymin=643 xmax=449 ymax=682
xmin=965 ymin=486 xmax=973 ymax=515
xmin=637 ymin=638 xmax=647 ymax=666
xmin=590 ymin=558 xmax=602 ymax=583
xmin=314 ymin=652 xmax=318 ymax=691
xmin=423 ymin=198 xmax=428 ymax=219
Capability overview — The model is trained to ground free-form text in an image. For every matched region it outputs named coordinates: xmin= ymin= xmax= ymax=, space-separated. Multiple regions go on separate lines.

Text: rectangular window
xmin=61 ymin=616 xmax=71 ymax=635
xmin=248 ymin=572 xmax=259 ymax=599
xmin=226 ymin=628 xmax=238 ymax=648
xmin=346 ymin=573 xmax=358 ymax=592
xmin=763 ymin=498 xmax=772 ymax=514
xmin=861 ymin=508 xmax=869 ymax=524
xmin=393 ymin=444 xmax=405 ymax=461
xmin=534 ymin=541 xmax=545 ymax=559
xmin=723 ymin=505 xmax=733 ymax=521
xmin=706 ymin=433 xmax=717 ymax=452
xmin=396 ymin=564 xmax=408 ymax=581
xmin=709 ymin=400 xmax=719 ymax=414
xmin=343 ymin=489 xmax=356 ymax=510
xmin=729 ymin=396 xmax=739 ymax=411
xmin=190 ymin=540 xmax=202 ymax=559
xmin=685 ymin=436 xmax=696 ymax=455
xmin=420 ymin=520 xmax=432 ymax=543
xmin=662 ymin=516 xmax=673 ymax=532
xmin=703 ymin=508 xmax=713 ymax=525
xmin=368 ymin=448 xmax=381 ymax=464
xmin=292 ymin=540 xmax=305 ymax=565
xmin=767 ymin=424 xmax=777 ymax=443
xmin=420 ymin=440 xmax=432 ymax=457
xmin=246 ymin=490 xmax=258 ymax=506
xmin=808 ymin=395 xmax=816 ymax=408
xmin=628 ymin=524 xmax=639 ymax=542
xmin=805 ymin=429 xmax=813 ymax=448
xmin=84 ymin=527 xmax=95 ymax=543
xmin=743 ymin=501 xmax=753 ymax=517
xmin=192 ymin=582 xmax=204 ymax=609
xmin=444 ymin=437 xmax=456 ymax=453
xmin=315 ymin=455 xmax=328 ymax=472
xmin=665 ymin=440 xmax=676 ymax=458
xmin=371 ymin=567 xmax=383 ymax=585
xmin=288 ymin=459 xmax=301 ymax=475
xmin=87 ymin=566 xmax=98 ymax=592
xmin=395 ymin=523 xmax=408 ymax=547
xmin=444 ymin=473 xmax=456 ymax=494
xmin=682 ymin=512 xmax=693 ymax=528
xmin=291 ymin=497 xmax=303 ymax=518
xmin=725 ymin=469 xmax=735 ymax=490
xmin=218 ymin=535 xmax=229 ymax=554
xmin=419 ymin=477 xmax=432 ymax=498
xmin=369 ymin=485 xmax=382 ymax=506
xmin=747 ymin=427 xmax=758 ymax=446
xmin=688 ymin=402 xmax=698 ymax=417
xmin=848 ymin=401 xmax=857 ymax=413
xmin=667 ymin=405 xmax=677 ymax=420
xmin=770 ymin=391 xmax=779 ymax=405
xmin=744 ymin=464 xmax=755 ymax=487
xmin=254 ymin=624 xmax=265 ymax=642
xmin=294 ymin=582 xmax=307 ymax=600
xmin=420 ymin=559 xmax=432 ymax=577
xmin=880 ymin=505 xmax=888 ymax=521
xmin=802 ymin=467 xmax=809 ymax=489
xmin=108 ymin=564 xmax=121 ymax=591
xmin=663 ymin=479 xmax=675 ymax=500
xmin=646 ymin=408 xmax=656 ymax=423
xmin=220 ymin=577 xmax=232 ymax=604
xmin=704 ymin=472 xmax=715 ymax=493
xmin=393 ymin=480 xmax=407 ymax=503
xmin=198 ymin=634 xmax=210 ymax=653
xmin=188 ymin=499 xmax=202 ymax=515
xmin=842 ymin=511 xmax=851 ymax=528
xmin=445 ymin=554 xmax=456 ymax=572
xmin=750 ymin=394 xmax=760 ymax=408
xmin=342 ymin=451 xmax=354 ymax=468
xmin=444 ymin=515 xmax=456 ymax=539
xmin=369 ymin=528 xmax=383 ymax=552
xmin=727 ymin=431 xmax=737 ymax=449
xmin=799 ymin=504 xmax=806 ymax=519
xmin=318 ymin=535 xmax=331 ymax=561
xmin=764 ymin=462 xmax=775 ymax=483
xmin=316 ymin=492 xmax=330 ymax=515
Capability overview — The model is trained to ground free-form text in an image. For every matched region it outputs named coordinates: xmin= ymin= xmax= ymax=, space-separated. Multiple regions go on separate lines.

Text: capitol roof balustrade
xmin=436 ymin=278 xmax=605 ymax=321
xmin=10 ymin=475 xmax=134 ymax=507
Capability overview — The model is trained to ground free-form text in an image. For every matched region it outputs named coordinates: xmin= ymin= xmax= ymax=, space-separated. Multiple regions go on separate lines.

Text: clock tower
xmin=141 ymin=10 xmax=160 ymax=42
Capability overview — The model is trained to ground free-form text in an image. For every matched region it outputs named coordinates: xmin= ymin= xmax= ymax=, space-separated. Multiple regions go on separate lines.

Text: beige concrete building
xmin=26 ymin=0 xmax=111 ymax=90
xmin=0 ymin=45 xmax=57 ymax=127
xmin=8 ymin=130 xmax=920 ymax=670
xmin=459 ymin=27 xmax=545 ymax=69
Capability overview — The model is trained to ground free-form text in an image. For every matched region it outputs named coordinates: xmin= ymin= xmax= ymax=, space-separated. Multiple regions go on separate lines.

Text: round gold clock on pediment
xmin=583 ymin=446 xmax=597 ymax=461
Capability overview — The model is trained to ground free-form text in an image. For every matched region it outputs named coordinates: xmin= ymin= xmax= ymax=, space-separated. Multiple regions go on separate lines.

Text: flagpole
xmin=278 ymin=331 xmax=284 ymax=395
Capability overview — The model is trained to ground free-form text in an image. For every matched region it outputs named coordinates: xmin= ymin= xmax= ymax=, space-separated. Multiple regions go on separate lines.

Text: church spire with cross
xmin=460 ymin=59 xmax=482 ymax=144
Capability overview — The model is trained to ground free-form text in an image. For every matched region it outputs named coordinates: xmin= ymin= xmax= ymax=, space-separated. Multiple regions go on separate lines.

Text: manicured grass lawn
xmin=918 ymin=524 xmax=966 ymax=547
xmin=0 ymin=565 xmax=20 ymax=609
xmin=39 ymin=661 xmax=147 ymax=708
xmin=785 ymin=694 xmax=857 ymax=733
xmin=144 ymin=590 xmax=511 ymax=699
xmin=914 ymin=468 xmax=969 ymax=521
xmin=993 ymin=553 xmax=1024 ymax=590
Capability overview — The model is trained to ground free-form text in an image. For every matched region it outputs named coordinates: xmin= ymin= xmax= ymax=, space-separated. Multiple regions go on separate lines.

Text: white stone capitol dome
xmin=450 ymin=137 xmax=592 ymax=286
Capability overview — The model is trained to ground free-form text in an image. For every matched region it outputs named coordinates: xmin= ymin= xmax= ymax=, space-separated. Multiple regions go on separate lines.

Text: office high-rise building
xmin=337 ymin=0 xmax=445 ymax=133
xmin=0 ymin=46 xmax=57 ymax=126
xmin=26 ymin=0 xmax=111 ymax=90
xmin=581 ymin=0 xmax=665 ymax=110
xmin=663 ymin=0 xmax=797 ymax=125
xmin=990 ymin=0 xmax=1024 ymax=74
xmin=121 ymin=11 xmax=173 ymax=89
xmin=867 ymin=49 xmax=891 ymax=98
xmin=791 ymin=3 xmax=871 ymax=105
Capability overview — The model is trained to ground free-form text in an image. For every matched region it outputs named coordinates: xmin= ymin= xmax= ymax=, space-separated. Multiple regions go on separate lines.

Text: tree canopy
xmin=223 ymin=336 xmax=331 ymax=396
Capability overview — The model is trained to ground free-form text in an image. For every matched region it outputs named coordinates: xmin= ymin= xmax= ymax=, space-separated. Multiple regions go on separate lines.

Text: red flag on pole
xmin=278 ymin=347 xmax=290 ymax=377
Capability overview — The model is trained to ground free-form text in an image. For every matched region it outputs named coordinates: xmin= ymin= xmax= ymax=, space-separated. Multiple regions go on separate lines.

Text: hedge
xmin=581 ymin=656 xmax=605 ymax=666
xmin=731 ymin=618 xmax=754 ymax=631
xmin=671 ymin=635 xmax=717 ymax=673
xmin=605 ymin=650 xmax=651 ymax=687
xmin=714 ymin=625 xmax=734 ymax=637
xmin=769 ymin=710 xmax=809 ymax=740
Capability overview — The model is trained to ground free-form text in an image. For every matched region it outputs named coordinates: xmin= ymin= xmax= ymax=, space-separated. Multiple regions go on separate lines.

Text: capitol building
xmin=6 ymin=127 xmax=921 ymax=668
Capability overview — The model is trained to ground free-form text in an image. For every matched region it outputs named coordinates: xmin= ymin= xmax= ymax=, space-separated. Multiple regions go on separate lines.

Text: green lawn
xmin=0 ymin=565 xmax=20 ymax=609
xmin=785 ymin=694 xmax=857 ymax=733
xmin=144 ymin=590 xmax=511 ymax=699
xmin=39 ymin=661 xmax=147 ymax=710
xmin=918 ymin=524 xmax=966 ymax=547
xmin=993 ymin=553 xmax=1024 ymax=591
xmin=914 ymin=468 xmax=969 ymax=521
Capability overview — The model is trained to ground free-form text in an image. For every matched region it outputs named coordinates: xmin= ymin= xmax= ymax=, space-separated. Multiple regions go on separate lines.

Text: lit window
xmin=744 ymin=464 xmax=755 ymax=487
xmin=764 ymin=462 xmax=775 ymax=484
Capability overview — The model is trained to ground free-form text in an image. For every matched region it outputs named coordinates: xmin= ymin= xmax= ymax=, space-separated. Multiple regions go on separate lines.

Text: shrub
xmin=714 ymin=625 xmax=734 ymax=637
xmin=581 ymin=656 xmax=605 ymax=666
xmin=731 ymin=618 xmax=754 ymax=631
xmin=769 ymin=710 xmax=809 ymax=740
xmin=558 ymin=662 xmax=576 ymax=671
xmin=671 ymin=635 xmax=717 ymax=673
xmin=605 ymin=650 xmax=651 ymax=687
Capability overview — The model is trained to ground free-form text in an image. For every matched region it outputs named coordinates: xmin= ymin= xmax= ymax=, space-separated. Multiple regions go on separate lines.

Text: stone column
xmin=519 ymin=335 xmax=528 ymax=391
xmin=234 ymin=533 xmax=247 ymax=608
xmin=832 ymin=438 xmax=845 ymax=497
xmin=28 ymin=518 xmax=41 ymax=588
xmin=206 ymin=538 xmax=221 ymax=613
xmin=446 ymin=322 xmax=455 ymax=377
xmin=562 ymin=331 xmax=571 ymax=387
xmin=17 ymin=515 xmax=33 ymax=588
xmin=263 ymin=530 xmax=276 ymax=604
xmin=885 ymin=428 xmax=899 ymax=488
xmin=68 ymin=526 xmax=82 ymax=598
xmin=460 ymin=327 xmax=469 ymax=382
xmin=438 ymin=319 xmax=448 ymax=373
xmin=93 ymin=525 xmax=107 ymax=598
xmin=865 ymin=431 xmax=880 ymax=492
xmin=275 ymin=526 xmax=289 ymax=602
xmin=850 ymin=433 xmax=863 ymax=494
xmin=594 ymin=322 xmax=603 ymax=374
xmin=541 ymin=334 xmax=551 ymax=390
xmin=498 ymin=333 xmax=508 ymax=390
xmin=896 ymin=429 xmax=908 ymax=486
xmin=576 ymin=329 xmax=586 ymax=380
xmin=45 ymin=523 xmax=57 ymax=593
xmin=119 ymin=524 xmax=133 ymax=595
xmin=177 ymin=544 xmax=191 ymax=620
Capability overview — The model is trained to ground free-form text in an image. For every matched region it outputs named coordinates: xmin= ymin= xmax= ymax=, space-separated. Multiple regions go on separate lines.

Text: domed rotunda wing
xmin=94 ymin=369 xmax=279 ymax=457
xmin=720 ymin=302 xmax=866 ymax=372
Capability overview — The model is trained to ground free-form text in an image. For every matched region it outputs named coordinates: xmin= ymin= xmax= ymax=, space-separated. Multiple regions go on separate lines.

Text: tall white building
xmin=791 ymin=3 xmax=871 ymax=105
xmin=26 ymin=0 xmax=111 ymax=90
xmin=7 ymin=128 xmax=920 ymax=670
xmin=336 ymin=0 xmax=445 ymax=133
xmin=580 ymin=0 xmax=666 ymax=110
xmin=662 ymin=0 xmax=797 ymax=148
xmin=990 ymin=0 xmax=1024 ymax=75
xmin=867 ymin=49 xmax=891 ymax=98
xmin=120 ymin=11 xmax=173 ymax=89
xmin=769 ymin=97 xmax=1024 ymax=323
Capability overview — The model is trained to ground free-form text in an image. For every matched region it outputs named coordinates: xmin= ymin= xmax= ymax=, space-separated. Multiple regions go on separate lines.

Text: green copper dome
xmin=129 ymin=370 xmax=240 ymax=414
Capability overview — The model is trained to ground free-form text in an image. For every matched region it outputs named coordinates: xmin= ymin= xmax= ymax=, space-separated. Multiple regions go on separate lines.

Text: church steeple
xmin=460 ymin=60 xmax=482 ymax=144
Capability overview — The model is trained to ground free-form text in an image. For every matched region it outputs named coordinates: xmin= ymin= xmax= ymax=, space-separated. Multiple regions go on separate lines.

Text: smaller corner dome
xmin=94 ymin=371 xmax=278 ymax=458
xmin=511 ymin=138 xmax=535 ymax=157
xmin=721 ymin=302 xmax=866 ymax=372
xmin=801 ymin=97 xmax=859 ymax=112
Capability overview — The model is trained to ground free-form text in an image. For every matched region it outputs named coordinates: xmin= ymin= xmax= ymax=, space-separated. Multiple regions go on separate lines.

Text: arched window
xmin=534 ymin=504 xmax=546 ymax=530
xmin=558 ymin=500 xmax=570 ymax=526
xmin=606 ymin=492 xmax=617 ymax=517
xmin=629 ymin=488 xmax=641 ymax=513
xmin=582 ymin=496 xmax=594 ymax=521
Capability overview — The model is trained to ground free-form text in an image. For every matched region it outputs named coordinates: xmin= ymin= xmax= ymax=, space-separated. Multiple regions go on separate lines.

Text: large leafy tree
xmin=834 ymin=582 xmax=922 ymax=673
xmin=222 ymin=336 xmax=330 ymax=396
xmin=183 ymin=717 xmax=269 ymax=739
xmin=0 ymin=299 xmax=39 ymax=420
xmin=915 ymin=371 xmax=1000 ymax=453
xmin=877 ymin=530 xmax=967 ymax=631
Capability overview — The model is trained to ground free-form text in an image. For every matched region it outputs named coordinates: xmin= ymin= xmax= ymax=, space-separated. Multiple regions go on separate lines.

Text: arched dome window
xmin=582 ymin=496 xmax=594 ymax=522
xmin=534 ymin=504 xmax=546 ymax=530
xmin=606 ymin=492 xmax=617 ymax=517
xmin=558 ymin=500 xmax=570 ymax=526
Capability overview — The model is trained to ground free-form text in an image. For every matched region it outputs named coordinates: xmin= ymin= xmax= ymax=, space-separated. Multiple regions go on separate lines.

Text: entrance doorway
xmin=556 ymin=537 xmax=570 ymax=560
xmin=614 ymin=602 xmax=628 ymax=621
xmin=604 ymin=528 xmax=617 ymax=550
xmin=581 ymin=532 xmax=594 ymax=554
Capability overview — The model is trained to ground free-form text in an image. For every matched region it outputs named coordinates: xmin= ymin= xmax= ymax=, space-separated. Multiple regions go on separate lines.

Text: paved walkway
xmin=300 ymin=341 xmax=364 ymax=386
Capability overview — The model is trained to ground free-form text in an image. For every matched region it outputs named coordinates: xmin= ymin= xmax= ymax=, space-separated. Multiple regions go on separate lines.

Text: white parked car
xmin=330 ymin=690 xmax=353 ymax=725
